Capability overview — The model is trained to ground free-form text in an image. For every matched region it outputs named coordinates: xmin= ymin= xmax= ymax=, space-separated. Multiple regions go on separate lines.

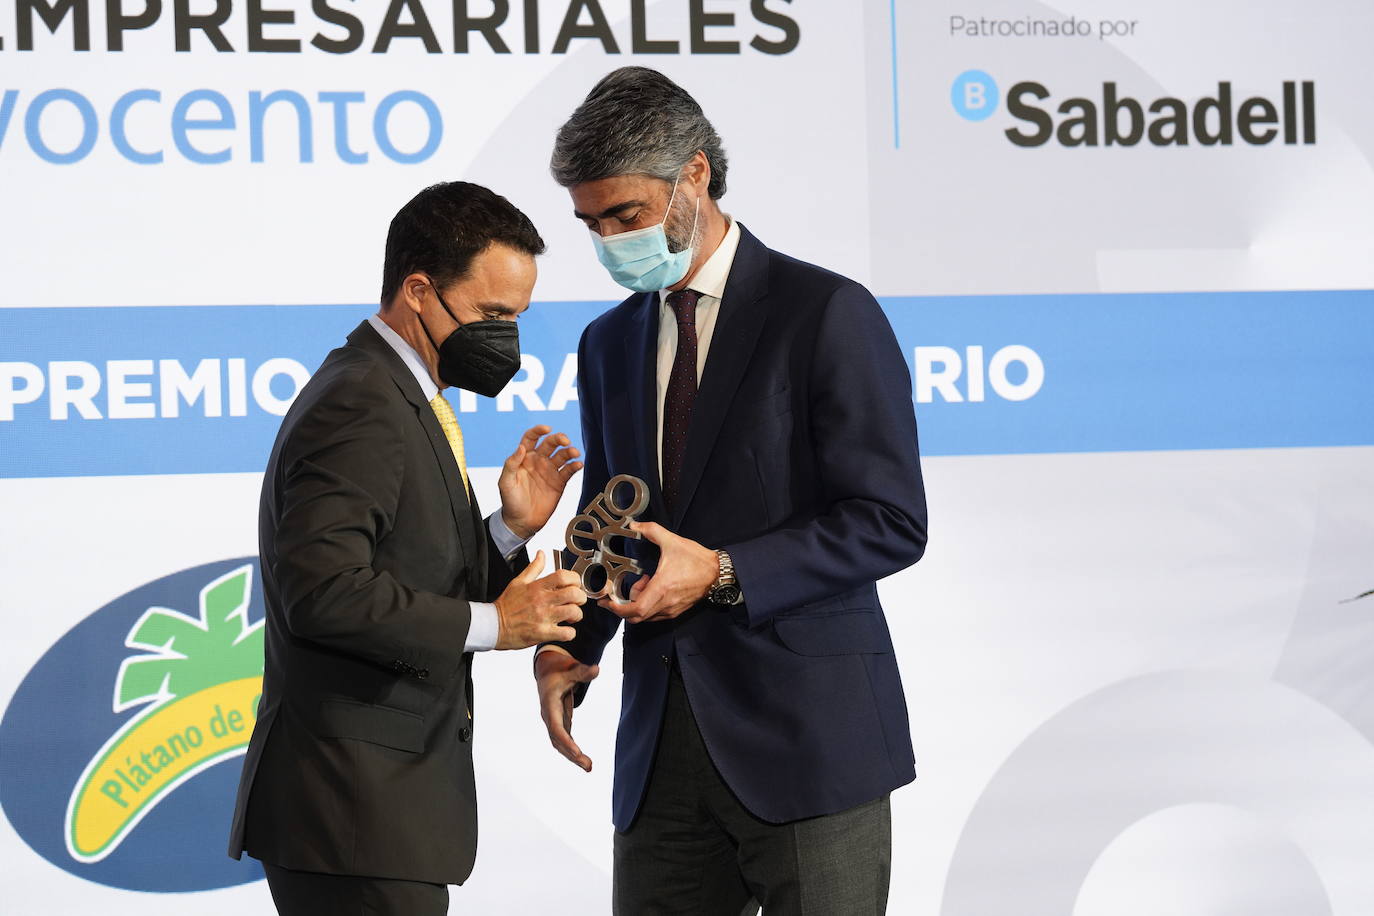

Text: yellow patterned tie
xmin=429 ymin=393 xmax=470 ymax=496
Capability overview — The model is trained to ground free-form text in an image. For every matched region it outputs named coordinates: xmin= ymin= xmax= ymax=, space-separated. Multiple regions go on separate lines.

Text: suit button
xmin=417 ymin=668 xmax=430 ymax=680
xmin=661 ymin=655 xmax=670 ymax=667
xmin=459 ymin=726 xmax=472 ymax=742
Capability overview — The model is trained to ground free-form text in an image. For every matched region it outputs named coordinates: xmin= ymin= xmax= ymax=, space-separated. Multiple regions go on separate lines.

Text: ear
xmin=683 ymin=150 xmax=711 ymax=196
xmin=401 ymin=272 xmax=431 ymax=315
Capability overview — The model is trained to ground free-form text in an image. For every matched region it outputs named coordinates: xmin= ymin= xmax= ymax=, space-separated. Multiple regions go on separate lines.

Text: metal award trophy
xmin=563 ymin=474 xmax=650 ymax=604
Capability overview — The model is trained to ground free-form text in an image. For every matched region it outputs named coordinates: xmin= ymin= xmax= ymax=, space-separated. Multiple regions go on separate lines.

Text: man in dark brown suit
xmin=228 ymin=181 xmax=586 ymax=915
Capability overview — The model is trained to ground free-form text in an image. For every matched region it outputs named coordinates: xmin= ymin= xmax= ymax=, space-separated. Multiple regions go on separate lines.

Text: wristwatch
xmin=707 ymin=550 xmax=743 ymax=606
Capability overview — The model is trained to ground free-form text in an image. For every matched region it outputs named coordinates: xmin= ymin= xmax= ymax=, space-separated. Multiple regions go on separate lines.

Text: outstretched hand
xmin=498 ymin=426 xmax=583 ymax=539
xmin=535 ymin=648 xmax=600 ymax=771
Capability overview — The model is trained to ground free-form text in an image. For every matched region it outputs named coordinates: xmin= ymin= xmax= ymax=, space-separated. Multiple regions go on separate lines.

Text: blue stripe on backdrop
xmin=0 ymin=290 xmax=1369 ymax=479
xmin=886 ymin=289 xmax=1373 ymax=456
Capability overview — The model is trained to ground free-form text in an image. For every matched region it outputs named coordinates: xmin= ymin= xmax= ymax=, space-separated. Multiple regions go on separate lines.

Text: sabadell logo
xmin=0 ymin=559 xmax=266 ymax=891
xmin=950 ymin=70 xmax=1317 ymax=147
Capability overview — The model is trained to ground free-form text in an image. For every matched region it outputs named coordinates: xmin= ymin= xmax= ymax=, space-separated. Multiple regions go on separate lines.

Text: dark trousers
xmin=262 ymin=862 xmax=448 ymax=916
xmin=613 ymin=669 xmax=892 ymax=915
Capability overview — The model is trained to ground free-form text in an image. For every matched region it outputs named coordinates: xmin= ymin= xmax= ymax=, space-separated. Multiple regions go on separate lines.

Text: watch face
xmin=710 ymin=584 xmax=742 ymax=606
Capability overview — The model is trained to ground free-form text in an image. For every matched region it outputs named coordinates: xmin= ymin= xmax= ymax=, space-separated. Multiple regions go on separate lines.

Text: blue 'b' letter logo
xmin=951 ymin=70 xmax=999 ymax=121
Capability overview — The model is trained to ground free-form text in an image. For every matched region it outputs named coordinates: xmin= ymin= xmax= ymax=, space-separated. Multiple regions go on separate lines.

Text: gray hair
xmin=550 ymin=67 xmax=728 ymax=199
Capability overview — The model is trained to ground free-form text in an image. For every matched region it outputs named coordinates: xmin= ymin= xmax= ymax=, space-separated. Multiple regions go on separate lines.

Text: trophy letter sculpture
xmin=564 ymin=475 xmax=650 ymax=603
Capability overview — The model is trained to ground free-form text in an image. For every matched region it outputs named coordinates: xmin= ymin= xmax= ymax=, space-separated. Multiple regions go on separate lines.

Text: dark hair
xmin=379 ymin=181 xmax=546 ymax=303
xmin=550 ymin=67 xmax=728 ymax=199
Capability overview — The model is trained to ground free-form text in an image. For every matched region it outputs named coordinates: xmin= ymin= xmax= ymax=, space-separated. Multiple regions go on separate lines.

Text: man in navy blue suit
xmin=536 ymin=67 xmax=928 ymax=914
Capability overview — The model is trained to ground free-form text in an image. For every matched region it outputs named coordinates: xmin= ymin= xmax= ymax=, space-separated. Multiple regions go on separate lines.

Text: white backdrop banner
xmin=2 ymin=1 xmax=1373 ymax=913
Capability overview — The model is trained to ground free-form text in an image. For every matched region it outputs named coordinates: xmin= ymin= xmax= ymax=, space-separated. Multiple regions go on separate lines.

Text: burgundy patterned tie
xmin=662 ymin=289 xmax=701 ymax=512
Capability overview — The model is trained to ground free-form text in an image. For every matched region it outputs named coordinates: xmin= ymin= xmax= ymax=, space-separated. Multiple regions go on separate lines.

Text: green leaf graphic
xmin=113 ymin=566 xmax=264 ymax=711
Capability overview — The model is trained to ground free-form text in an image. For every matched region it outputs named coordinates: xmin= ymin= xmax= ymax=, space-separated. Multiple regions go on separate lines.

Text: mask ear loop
xmin=659 ymin=173 xmax=682 ymax=229
xmin=683 ymin=192 xmax=701 ymax=253
xmin=664 ymin=166 xmax=702 ymax=256
xmin=417 ymin=279 xmax=462 ymax=354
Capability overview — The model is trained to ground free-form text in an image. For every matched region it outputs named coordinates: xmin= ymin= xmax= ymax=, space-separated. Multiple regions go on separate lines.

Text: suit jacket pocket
xmin=773 ymin=609 xmax=892 ymax=656
xmin=317 ymin=698 xmax=425 ymax=753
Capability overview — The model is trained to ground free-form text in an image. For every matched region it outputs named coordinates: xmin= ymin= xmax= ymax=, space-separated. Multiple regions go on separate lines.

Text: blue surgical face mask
xmin=590 ymin=177 xmax=701 ymax=293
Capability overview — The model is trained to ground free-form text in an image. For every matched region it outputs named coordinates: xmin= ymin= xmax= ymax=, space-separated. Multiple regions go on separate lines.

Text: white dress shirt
xmin=655 ymin=216 xmax=743 ymax=481
xmin=367 ymin=314 xmax=524 ymax=653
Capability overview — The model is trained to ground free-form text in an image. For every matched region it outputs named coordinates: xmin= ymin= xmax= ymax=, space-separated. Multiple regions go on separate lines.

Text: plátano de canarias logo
xmin=64 ymin=564 xmax=264 ymax=861
xmin=0 ymin=557 xmax=266 ymax=891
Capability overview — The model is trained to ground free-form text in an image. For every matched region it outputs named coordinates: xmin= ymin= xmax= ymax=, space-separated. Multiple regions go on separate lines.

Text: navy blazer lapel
xmin=346 ymin=322 xmax=480 ymax=591
xmin=672 ymin=226 xmax=770 ymax=527
xmin=623 ymin=293 xmax=670 ymax=521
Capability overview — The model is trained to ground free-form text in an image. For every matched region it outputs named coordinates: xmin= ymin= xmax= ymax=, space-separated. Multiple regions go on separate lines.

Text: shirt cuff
xmin=465 ymin=602 xmax=500 ymax=653
xmin=487 ymin=511 xmax=529 ymax=561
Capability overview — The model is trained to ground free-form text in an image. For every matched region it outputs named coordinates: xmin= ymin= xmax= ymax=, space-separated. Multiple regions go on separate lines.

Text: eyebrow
xmin=572 ymin=200 xmax=646 ymax=220
xmin=478 ymin=301 xmax=528 ymax=316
